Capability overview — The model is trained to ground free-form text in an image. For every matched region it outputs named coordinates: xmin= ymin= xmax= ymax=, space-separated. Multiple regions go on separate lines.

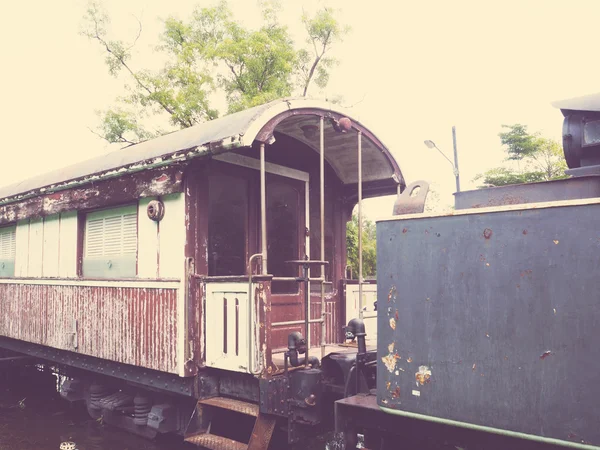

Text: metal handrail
xmin=247 ymin=253 xmax=263 ymax=375
xmin=272 ymin=318 xmax=325 ymax=327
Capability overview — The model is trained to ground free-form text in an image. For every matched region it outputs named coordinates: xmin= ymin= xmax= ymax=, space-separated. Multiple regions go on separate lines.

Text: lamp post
xmin=424 ymin=126 xmax=461 ymax=192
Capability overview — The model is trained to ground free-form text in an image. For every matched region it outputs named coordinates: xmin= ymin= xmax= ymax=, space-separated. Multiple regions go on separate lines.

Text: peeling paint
xmin=0 ymin=282 xmax=179 ymax=373
xmin=415 ymin=365 xmax=432 ymax=386
xmin=382 ymin=353 xmax=397 ymax=373
xmin=387 ymin=285 xmax=397 ymax=302
xmin=389 ymin=317 xmax=396 ymax=330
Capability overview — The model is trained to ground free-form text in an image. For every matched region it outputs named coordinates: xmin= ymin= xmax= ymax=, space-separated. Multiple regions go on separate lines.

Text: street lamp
xmin=424 ymin=126 xmax=461 ymax=192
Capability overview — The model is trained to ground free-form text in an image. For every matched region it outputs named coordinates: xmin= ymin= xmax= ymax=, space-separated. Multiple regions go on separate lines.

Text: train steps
xmin=184 ymin=396 xmax=276 ymax=450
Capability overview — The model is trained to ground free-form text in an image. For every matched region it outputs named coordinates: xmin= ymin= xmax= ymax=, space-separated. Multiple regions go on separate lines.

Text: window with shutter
xmin=83 ymin=205 xmax=138 ymax=278
xmin=0 ymin=226 xmax=16 ymax=277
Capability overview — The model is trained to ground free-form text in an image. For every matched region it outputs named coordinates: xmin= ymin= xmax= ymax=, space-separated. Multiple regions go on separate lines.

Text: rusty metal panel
xmin=377 ymin=202 xmax=600 ymax=447
xmin=0 ymin=282 xmax=178 ymax=374
xmin=454 ymin=176 xmax=600 ymax=210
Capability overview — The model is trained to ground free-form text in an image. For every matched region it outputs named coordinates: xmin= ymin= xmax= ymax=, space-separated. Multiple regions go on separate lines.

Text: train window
xmin=208 ymin=175 xmax=248 ymax=276
xmin=0 ymin=225 xmax=16 ymax=278
xmin=82 ymin=205 xmax=138 ymax=278
xmin=583 ymin=119 xmax=600 ymax=146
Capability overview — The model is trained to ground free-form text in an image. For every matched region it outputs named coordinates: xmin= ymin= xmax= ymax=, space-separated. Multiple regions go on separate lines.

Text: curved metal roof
xmin=0 ymin=97 xmax=403 ymax=204
xmin=552 ymin=92 xmax=600 ymax=115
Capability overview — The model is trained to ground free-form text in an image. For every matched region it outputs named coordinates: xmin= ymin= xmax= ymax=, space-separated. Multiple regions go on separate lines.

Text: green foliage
xmin=498 ymin=124 xmax=538 ymax=160
xmin=82 ymin=0 xmax=349 ymax=144
xmin=298 ymin=8 xmax=349 ymax=96
xmin=475 ymin=124 xmax=568 ymax=188
xmin=96 ymin=109 xmax=155 ymax=145
xmin=346 ymin=214 xmax=376 ymax=280
xmin=475 ymin=167 xmax=545 ymax=187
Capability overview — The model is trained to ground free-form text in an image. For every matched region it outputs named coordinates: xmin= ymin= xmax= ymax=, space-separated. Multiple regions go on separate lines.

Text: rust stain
xmin=382 ymin=353 xmax=397 ymax=373
xmin=387 ymin=286 xmax=397 ymax=302
xmin=391 ymin=387 xmax=401 ymax=398
xmin=415 ymin=366 xmax=431 ymax=385
xmin=389 ymin=317 xmax=396 ymax=330
xmin=483 ymin=228 xmax=493 ymax=239
xmin=394 ymin=310 xmax=399 ymax=321
xmin=386 ymin=381 xmax=391 ymax=390
xmin=402 ymin=228 xmax=408 ymax=234
xmin=522 ymin=229 xmax=528 ymax=235
xmin=540 ymin=350 xmax=552 ymax=360
xmin=520 ymin=269 xmax=533 ymax=278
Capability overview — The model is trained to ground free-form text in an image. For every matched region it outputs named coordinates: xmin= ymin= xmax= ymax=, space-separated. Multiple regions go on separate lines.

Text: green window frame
xmin=0 ymin=225 xmax=16 ymax=278
xmin=83 ymin=205 xmax=138 ymax=278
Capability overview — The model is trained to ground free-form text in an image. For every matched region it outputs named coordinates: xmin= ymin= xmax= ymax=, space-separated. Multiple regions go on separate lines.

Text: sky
xmin=1 ymin=0 xmax=599 ymax=220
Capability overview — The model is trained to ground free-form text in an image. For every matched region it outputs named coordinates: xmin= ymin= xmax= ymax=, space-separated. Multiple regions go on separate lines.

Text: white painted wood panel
xmin=14 ymin=221 xmax=30 ymax=277
xmin=28 ymin=218 xmax=44 ymax=277
xmin=138 ymin=197 xmax=158 ymax=278
xmin=42 ymin=214 xmax=60 ymax=277
xmin=205 ymin=283 xmax=249 ymax=373
xmin=159 ymin=193 xmax=185 ymax=279
xmin=58 ymin=211 xmax=78 ymax=277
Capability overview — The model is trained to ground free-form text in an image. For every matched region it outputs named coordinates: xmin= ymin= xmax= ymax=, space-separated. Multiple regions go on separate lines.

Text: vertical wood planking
xmin=58 ymin=211 xmax=78 ymax=278
xmin=138 ymin=198 xmax=158 ymax=278
xmin=0 ymin=282 xmax=178 ymax=373
xmin=42 ymin=214 xmax=60 ymax=277
xmin=159 ymin=193 xmax=185 ymax=279
xmin=28 ymin=218 xmax=44 ymax=277
xmin=14 ymin=220 xmax=30 ymax=277
xmin=160 ymin=193 xmax=186 ymax=375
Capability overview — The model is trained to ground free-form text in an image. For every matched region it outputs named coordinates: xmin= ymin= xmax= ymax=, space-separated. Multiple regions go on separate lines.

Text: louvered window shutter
xmin=0 ymin=226 xmax=16 ymax=277
xmin=83 ymin=205 xmax=138 ymax=278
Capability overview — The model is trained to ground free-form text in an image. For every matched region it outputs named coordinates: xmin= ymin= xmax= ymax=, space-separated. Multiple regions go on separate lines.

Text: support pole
xmin=260 ymin=143 xmax=267 ymax=274
xmin=358 ymin=131 xmax=363 ymax=320
xmin=452 ymin=126 xmax=461 ymax=193
xmin=305 ymin=180 xmax=311 ymax=351
xmin=320 ymin=116 xmax=326 ymax=358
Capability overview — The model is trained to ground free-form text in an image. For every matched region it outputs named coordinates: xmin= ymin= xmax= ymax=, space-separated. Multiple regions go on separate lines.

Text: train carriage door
xmin=265 ymin=171 xmax=311 ymax=351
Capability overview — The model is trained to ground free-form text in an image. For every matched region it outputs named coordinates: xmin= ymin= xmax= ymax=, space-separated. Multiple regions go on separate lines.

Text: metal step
xmin=184 ymin=433 xmax=247 ymax=450
xmin=199 ymin=396 xmax=259 ymax=417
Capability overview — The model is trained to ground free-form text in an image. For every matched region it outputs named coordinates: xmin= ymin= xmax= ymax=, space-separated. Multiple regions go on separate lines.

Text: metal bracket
xmin=393 ymin=180 xmax=430 ymax=215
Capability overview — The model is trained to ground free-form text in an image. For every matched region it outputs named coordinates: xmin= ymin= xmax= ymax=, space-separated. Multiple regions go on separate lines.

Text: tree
xmin=475 ymin=124 xmax=568 ymax=187
xmin=82 ymin=0 xmax=349 ymax=144
xmin=346 ymin=214 xmax=376 ymax=280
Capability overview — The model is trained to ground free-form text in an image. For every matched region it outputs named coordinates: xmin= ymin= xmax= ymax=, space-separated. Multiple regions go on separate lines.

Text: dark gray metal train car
xmin=336 ymin=93 xmax=600 ymax=449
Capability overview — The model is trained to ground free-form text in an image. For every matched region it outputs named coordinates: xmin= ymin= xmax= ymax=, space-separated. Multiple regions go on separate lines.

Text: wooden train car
xmin=0 ymin=98 xmax=402 ymax=448
xmin=335 ymin=95 xmax=600 ymax=449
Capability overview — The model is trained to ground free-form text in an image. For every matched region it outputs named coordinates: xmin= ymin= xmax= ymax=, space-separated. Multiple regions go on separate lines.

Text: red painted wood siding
xmin=0 ymin=283 xmax=178 ymax=373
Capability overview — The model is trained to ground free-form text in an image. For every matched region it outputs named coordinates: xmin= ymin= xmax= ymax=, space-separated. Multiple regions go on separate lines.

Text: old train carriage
xmin=0 ymin=98 xmax=403 ymax=447
xmin=335 ymin=95 xmax=600 ymax=449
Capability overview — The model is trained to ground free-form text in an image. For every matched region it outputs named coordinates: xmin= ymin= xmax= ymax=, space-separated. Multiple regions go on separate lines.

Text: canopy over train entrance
xmin=0 ymin=98 xmax=404 ymax=205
